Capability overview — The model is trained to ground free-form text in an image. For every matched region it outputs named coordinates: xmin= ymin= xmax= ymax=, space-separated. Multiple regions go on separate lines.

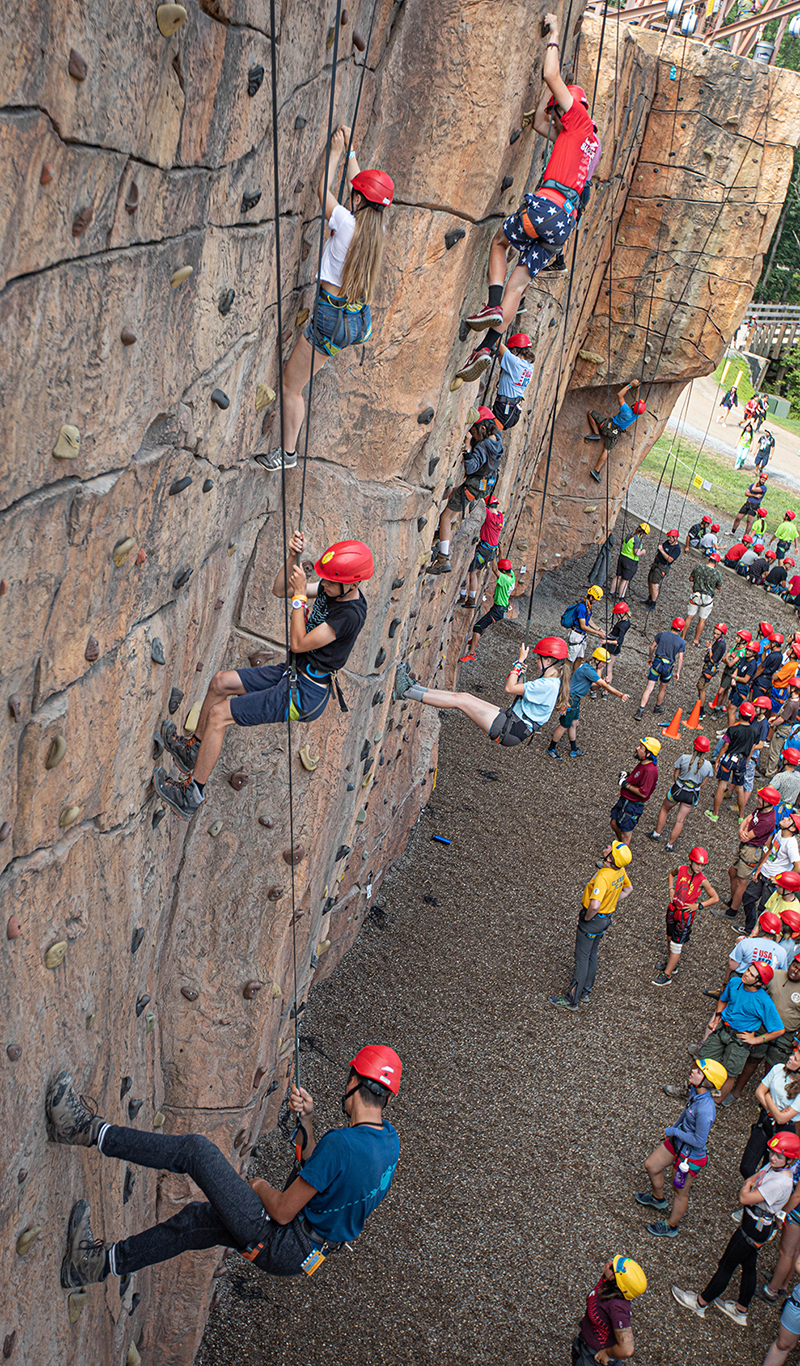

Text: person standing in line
xmin=547 ymin=648 xmax=630 ymax=759
xmin=635 ymin=1057 xmax=726 ymax=1237
xmin=560 ymin=585 xmax=608 ymax=674
xmin=687 ymin=960 xmax=785 ymax=1105
xmin=651 ymin=847 xmax=719 ymax=986
xmin=548 ymin=842 xmax=633 ymax=1012
xmin=635 ymin=618 xmax=686 ymax=718
xmin=683 ymin=557 xmax=723 ymax=647
xmin=649 ymin=736 xmax=714 ymax=851
xmin=767 ymin=678 xmax=800 ymax=777
xmin=725 ymin=786 xmax=781 ymax=919
xmin=569 ymin=1256 xmax=647 ymax=1366
xmin=770 ymin=750 xmax=800 ymax=815
xmin=610 ymin=738 xmax=661 ymax=846
xmin=695 ymin=621 xmax=729 ymax=719
xmin=604 ymin=602 xmax=634 ymax=688
xmin=704 ymin=701 xmax=761 ymax=824
xmin=760 ymin=1280 xmax=800 ymax=1366
xmin=642 ymin=529 xmax=681 ymax=610
xmin=735 ymin=817 xmax=800 ymax=934
xmin=610 ymin=522 xmax=650 ymax=600
xmin=710 ymin=629 xmax=753 ymax=714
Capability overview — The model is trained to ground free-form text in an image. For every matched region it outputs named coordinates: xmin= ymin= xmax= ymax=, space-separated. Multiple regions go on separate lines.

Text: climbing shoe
xmin=459 ymin=652 xmax=477 ymax=663
xmin=46 ymin=1072 xmax=103 ymax=1147
xmin=153 ymin=767 xmax=204 ymax=821
xmin=546 ymin=745 xmax=563 ymax=762
xmin=635 ymin=1191 xmax=668 ymax=1209
xmin=455 ymin=347 xmax=492 ymax=382
xmin=464 ymin=303 xmax=504 ymax=331
xmin=648 ymin=1220 xmax=679 ymax=1238
xmin=160 ymin=720 xmax=199 ymax=773
xmin=542 ymin=252 xmax=567 ymax=275
xmin=61 ymin=1201 xmax=111 ymax=1289
xmin=253 ymin=448 xmax=298 ymax=471
xmin=428 ymin=552 xmax=452 ymax=575
xmin=590 ymin=469 xmax=602 ymax=482
xmin=547 ymin=994 xmax=579 ymax=1013
xmin=393 ymin=663 xmax=414 ymax=701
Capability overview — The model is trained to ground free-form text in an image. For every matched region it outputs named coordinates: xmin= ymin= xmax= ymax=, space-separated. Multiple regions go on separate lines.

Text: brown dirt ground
xmin=197 ymin=510 xmax=800 ymax=1366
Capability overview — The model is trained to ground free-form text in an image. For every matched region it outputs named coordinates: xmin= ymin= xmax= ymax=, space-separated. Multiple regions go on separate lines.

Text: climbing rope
xmin=337 ymin=0 xmax=381 ymax=201
xmin=645 ymin=380 xmax=693 ymax=525
xmin=675 ymin=379 xmax=718 ymax=528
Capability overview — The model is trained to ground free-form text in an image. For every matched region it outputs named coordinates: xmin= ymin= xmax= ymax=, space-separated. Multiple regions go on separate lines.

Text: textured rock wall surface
xmin=1 ymin=3 xmax=799 ymax=1364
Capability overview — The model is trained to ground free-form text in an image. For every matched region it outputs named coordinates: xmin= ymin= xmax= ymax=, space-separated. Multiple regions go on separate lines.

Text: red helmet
xmin=742 ymin=534 xmax=754 ymax=544
xmin=688 ymin=845 xmax=709 ymax=865
xmin=766 ymin=550 xmax=777 ymax=561
xmin=786 ymin=558 xmax=796 ymax=568
xmin=759 ymin=911 xmax=783 ymax=935
xmin=672 ymin=617 xmax=686 ymax=631
xmin=350 ymin=1044 xmax=402 ymax=1095
xmin=534 ymin=636 xmax=568 ymax=660
xmin=760 ymin=622 xmax=774 ymax=636
xmin=752 ymin=961 xmax=774 ymax=987
xmin=350 ymin=169 xmax=394 ymax=206
xmin=738 ymin=701 xmax=756 ymax=720
xmin=781 ymin=909 xmax=800 ymax=933
xmin=485 ymin=493 xmax=499 ymax=506
xmin=547 ymin=84 xmax=589 ymax=111
xmin=668 ymin=529 xmax=679 ymax=538
xmin=693 ymin=735 xmax=711 ymax=753
xmin=786 ymin=510 xmax=797 ymax=520
xmin=778 ymin=872 xmax=800 ymax=893
xmin=632 ymin=400 xmax=646 ymax=415
xmin=754 ymin=543 xmax=765 ymax=552
xmin=710 ymin=523 xmax=720 ymax=533
xmin=314 ymin=540 xmax=375 ymax=583
xmin=715 ymin=622 xmax=728 ymax=634
xmin=702 ymin=515 xmax=713 ymax=525
xmin=709 ymin=552 xmax=721 ymax=562
xmin=773 ymin=634 xmax=785 ymax=645
xmin=497 ymin=558 xmax=512 ymax=572
xmin=758 ymin=785 xmax=782 ymax=805
xmin=612 ymin=602 xmax=630 ymax=615
xmin=507 ymin=333 xmax=532 ymax=349
xmin=737 ymin=630 xmax=753 ymax=642
xmin=476 ymin=405 xmax=496 ymax=423
xmin=783 ymin=748 xmax=800 ymax=765
xmin=769 ymin=1132 xmax=800 ymax=1159
xmin=754 ymin=696 xmax=773 ymax=710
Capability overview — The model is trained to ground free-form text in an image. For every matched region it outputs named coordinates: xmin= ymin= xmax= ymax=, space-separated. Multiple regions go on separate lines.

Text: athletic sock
xmin=96 ymin=1122 xmax=111 ymax=1152
xmin=193 ymin=781 xmax=205 ymax=797
xmin=284 ymin=451 xmax=295 ymax=459
xmin=439 ymin=540 xmax=450 ymax=557
xmin=107 ymin=1244 xmax=118 ymax=1278
xmin=406 ymin=683 xmax=426 ymax=702
xmin=487 ymin=285 xmax=503 ymax=308
xmin=483 ymin=328 xmax=501 ymax=351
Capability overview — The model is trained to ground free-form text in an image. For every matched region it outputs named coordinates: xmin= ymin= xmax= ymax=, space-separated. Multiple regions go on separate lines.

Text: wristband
xmin=348 ymin=150 xmax=357 ymax=159
xmin=292 ymin=598 xmax=306 ymax=610
xmin=547 ymin=41 xmax=559 ymax=47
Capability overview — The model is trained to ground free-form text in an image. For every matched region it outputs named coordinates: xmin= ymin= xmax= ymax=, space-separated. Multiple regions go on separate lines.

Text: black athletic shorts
xmin=474 ymin=603 xmax=506 ymax=634
xmin=489 ymin=708 xmax=534 ymax=748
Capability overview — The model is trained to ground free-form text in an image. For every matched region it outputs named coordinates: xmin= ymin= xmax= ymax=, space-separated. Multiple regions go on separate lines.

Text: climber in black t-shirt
xmin=153 ymin=531 xmax=372 ymax=820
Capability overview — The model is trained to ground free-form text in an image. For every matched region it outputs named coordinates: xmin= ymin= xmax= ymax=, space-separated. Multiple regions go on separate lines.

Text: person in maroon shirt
xmin=726 ymin=787 xmax=781 ymax=917
xmin=610 ymin=738 xmax=660 ymax=848
xmin=572 ymin=1255 xmax=646 ymax=1364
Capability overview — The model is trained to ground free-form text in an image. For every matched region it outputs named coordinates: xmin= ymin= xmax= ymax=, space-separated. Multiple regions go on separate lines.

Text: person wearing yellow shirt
xmin=549 ymin=843 xmax=633 ymax=1011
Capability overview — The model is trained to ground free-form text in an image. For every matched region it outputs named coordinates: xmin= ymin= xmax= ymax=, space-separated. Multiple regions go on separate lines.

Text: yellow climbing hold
xmin=16 ymin=1225 xmax=42 ymax=1256
xmin=45 ymin=735 xmax=67 ymax=770
xmin=256 ymin=383 xmax=276 ymax=413
xmin=184 ymin=701 xmax=201 ymax=734
xmin=59 ymin=804 xmax=82 ymax=829
xmin=271 ymin=983 xmax=281 ymax=999
xmin=153 ymin=1111 xmax=165 ymax=1128
xmin=86 ymin=1013 xmax=95 ymax=1029
xmin=157 ymin=3 xmax=187 ymax=36
xmin=53 ymin=425 xmax=80 ymax=459
xmin=68 ymin=1290 xmax=88 ymax=1323
xmin=296 ymin=307 xmax=310 ymax=328
xmin=361 ymin=773 xmax=373 ymax=789
xmin=450 ymin=377 xmax=463 ymax=392
xmin=227 ymin=543 xmax=237 ymax=556
xmin=126 ymin=1345 xmax=142 ymax=1366
xmin=578 ymin=349 xmax=604 ymax=365
xmin=466 ymin=405 xmax=480 ymax=426
xmin=112 ymin=537 xmax=136 ymax=567
xmin=145 ymin=1009 xmax=156 ymax=1033
xmin=170 ymin=265 xmax=193 ymax=288
xmin=299 ymin=744 xmax=319 ymax=772
xmin=317 ymin=940 xmax=331 ymax=956
xmin=45 ymin=941 xmax=68 ymax=969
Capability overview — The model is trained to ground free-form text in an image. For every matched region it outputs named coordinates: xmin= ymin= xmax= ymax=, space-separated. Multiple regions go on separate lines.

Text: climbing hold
xmin=256 ymin=382 xmax=276 ymax=412
xmin=346 ymin=782 xmax=354 ymax=791
xmin=299 ymin=744 xmax=319 ymax=772
xmin=258 ymin=815 xmax=274 ymax=829
xmin=125 ymin=1345 xmax=141 ymax=1366
xmin=243 ymin=980 xmax=263 ymax=1000
xmin=135 ymin=994 xmax=150 ymax=1017
xmin=241 ymin=191 xmax=261 ymax=214
xmin=282 ymin=844 xmax=305 ymax=865
xmin=209 ymin=819 xmax=223 ymax=837
xmin=156 ymin=4 xmax=187 ymax=37
xmin=124 ymin=184 xmax=139 ymax=216
xmin=374 ymin=647 xmax=386 ymax=667
xmin=271 ymin=983 xmax=282 ymax=1000
xmin=202 ymin=478 xmax=214 ymax=493
xmin=68 ymin=1289 xmax=88 ymax=1324
xmin=7 ymin=1045 xmax=21 ymax=1062
xmin=388 ymin=619 xmax=401 ymax=638
xmin=253 ymin=1065 xmax=268 ymax=1088
xmin=248 ymin=650 xmax=271 ymax=667
xmin=233 ymin=1128 xmax=246 ymax=1149
xmin=3 ymin=1332 xmax=16 ymax=1359
xmin=85 ymin=1013 xmax=95 ymax=1030
xmin=509 ymin=127 xmax=521 ymax=144
xmin=112 ymin=537 xmax=135 ymax=567
xmin=169 ymin=476 xmax=193 ymax=496
xmin=153 ymin=1111 xmax=165 ymax=1128
xmin=84 ymin=636 xmax=99 ymax=663
xmin=444 ymin=228 xmax=465 ymax=250
xmin=372 ymin=690 xmax=385 ymax=706
xmin=152 ymin=808 xmax=165 ymax=830
xmin=72 ymin=206 xmax=94 ymax=238
xmin=248 ymin=65 xmax=264 ymax=95
xmin=326 ymin=23 xmax=336 ymax=48
xmin=130 ymin=926 xmax=146 ymax=960
xmin=360 ymin=741 xmax=370 ymax=761
xmin=152 ymin=733 xmax=164 ymax=761
xmin=7 ymin=916 xmax=21 ymax=939
xmin=428 ymin=457 xmax=441 ymax=478
xmin=210 ymin=389 xmax=230 ymax=410
xmin=450 ymin=377 xmax=464 ymax=392
xmin=151 ymin=638 xmax=166 ymax=666
xmin=167 ymin=687 xmax=184 ymax=715
xmin=501 ymin=175 xmax=514 ymax=191
xmin=128 ymin=1099 xmax=144 ymax=1121
xmin=466 ymin=404 xmax=479 ymax=425
xmin=548 ymin=317 xmax=557 ymax=328
xmin=68 ymin=48 xmax=88 ymax=80
xmin=172 ymin=567 xmax=193 ymax=589
xmin=0 ymin=822 xmax=11 ymax=843
xmin=53 ymin=425 xmax=80 ymax=459
xmin=355 ymin=809 xmax=367 ymax=824
xmin=295 ymin=115 xmax=308 ymax=131
xmin=123 ymin=1169 xmax=136 ymax=1205
xmin=363 ymin=757 xmax=374 ymax=775
xmin=317 ymin=940 xmax=331 ymax=956
xmin=417 ymin=517 xmax=427 ymax=532
xmin=229 ymin=770 xmax=249 ymax=791
xmin=294 ymin=179 xmax=305 ymax=194
xmin=128 ymin=1293 xmax=141 ymax=1316
xmin=417 ymin=407 xmax=434 ymax=425
xmin=120 ymin=327 xmax=137 ymax=347
xmin=266 ymin=886 xmax=283 ymax=901
xmin=16 ymin=1226 xmax=42 ymax=1257
xmin=185 ymin=701 xmax=201 ymax=732
xmin=296 ymin=307 xmax=310 ymax=330
xmin=335 ymin=844 xmax=350 ymax=861
xmin=144 ymin=1010 xmax=155 ymax=1034
xmin=170 ymin=266 xmax=193 ymax=289
xmin=181 ymin=986 xmax=199 ymax=1002
xmin=135 ymin=548 xmax=147 ymax=567
xmin=227 ymin=543 xmax=237 ymax=556
xmin=46 ymin=940 xmax=67 ymax=969
xmin=353 ymin=30 xmax=366 ymax=50
xmin=40 ymin=162 xmax=55 ymax=187
xmin=341 ymin=7 xmax=349 ymax=21
xmin=58 ymin=805 xmax=81 ymax=830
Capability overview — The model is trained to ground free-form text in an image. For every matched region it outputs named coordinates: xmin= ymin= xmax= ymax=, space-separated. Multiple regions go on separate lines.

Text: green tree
xmin=755 ymin=147 xmax=800 ymax=305
xmin=784 ymin=342 xmax=800 ymax=417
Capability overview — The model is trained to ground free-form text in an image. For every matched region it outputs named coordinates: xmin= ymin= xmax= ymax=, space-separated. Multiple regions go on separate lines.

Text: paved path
xmin=666 ymin=373 xmax=800 ymax=493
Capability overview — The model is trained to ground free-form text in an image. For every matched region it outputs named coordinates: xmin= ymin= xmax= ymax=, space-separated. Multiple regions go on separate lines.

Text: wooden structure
xmin=745 ymin=304 xmax=800 ymax=359
xmin=588 ymin=0 xmax=800 ymax=63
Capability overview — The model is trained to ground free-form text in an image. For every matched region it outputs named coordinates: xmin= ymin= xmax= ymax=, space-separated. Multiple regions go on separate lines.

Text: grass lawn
xmin=712 ymin=353 xmax=800 ymax=441
xmin=637 ymin=428 xmax=800 ymax=526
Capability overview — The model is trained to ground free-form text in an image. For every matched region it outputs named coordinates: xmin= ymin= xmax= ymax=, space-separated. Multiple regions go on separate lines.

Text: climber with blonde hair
xmin=255 ymin=126 xmax=393 ymax=471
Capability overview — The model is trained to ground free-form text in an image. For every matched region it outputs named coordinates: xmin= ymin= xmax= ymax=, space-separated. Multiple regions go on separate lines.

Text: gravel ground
xmin=197 ymin=505 xmax=800 ymax=1366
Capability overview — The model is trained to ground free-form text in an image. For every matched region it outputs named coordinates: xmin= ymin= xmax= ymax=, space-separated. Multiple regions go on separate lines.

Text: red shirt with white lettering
xmin=541 ymin=102 xmax=599 ymax=195
xmin=480 ymin=508 xmax=504 ymax=547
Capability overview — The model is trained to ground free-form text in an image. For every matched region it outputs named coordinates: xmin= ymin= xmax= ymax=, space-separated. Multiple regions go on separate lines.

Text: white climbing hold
xmin=157 ymin=4 xmax=187 ymax=37
xmin=68 ymin=1289 xmax=88 ymax=1323
xmin=59 ymin=804 xmax=82 ymax=829
xmin=112 ymin=537 xmax=136 ymax=568
xmin=184 ymin=701 xmax=201 ymax=733
xmin=53 ymin=425 xmax=80 ymax=459
xmin=170 ymin=266 xmax=193 ymax=289
xmin=16 ymin=1225 xmax=42 ymax=1256
xmin=466 ymin=405 xmax=480 ymax=425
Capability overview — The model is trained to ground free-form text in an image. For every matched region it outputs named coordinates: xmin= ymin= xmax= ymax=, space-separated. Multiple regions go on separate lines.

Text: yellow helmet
xmin=592 ymin=647 xmax=610 ymax=662
xmin=696 ymin=1057 xmax=727 ymax=1091
xmin=609 ymin=841 xmax=633 ymax=868
xmin=612 ymin=1255 xmax=647 ymax=1301
xmin=638 ymin=522 xmax=651 ymax=535
xmin=586 ymin=585 xmax=603 ymax=601
xmin=641 ymin=736 xmax=661 ymax=757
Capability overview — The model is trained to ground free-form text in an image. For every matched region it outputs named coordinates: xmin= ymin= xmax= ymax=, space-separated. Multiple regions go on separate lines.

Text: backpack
xmin=561 ymin=603 xmax=584 ymax=630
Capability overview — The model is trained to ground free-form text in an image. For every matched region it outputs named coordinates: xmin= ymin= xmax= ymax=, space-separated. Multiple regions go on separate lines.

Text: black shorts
xmin=489 ymin=708 xmax=534 ymax=748
xmin=739 ymin=500 xmax=762 ymax=517
xmin=616 ymin=555 xmax=638 ymax=582
xmin=492 ymin=396 xmax=522 ymax=430
xmin=474 ymin=602 xmax=506 ymax=634
xmin=717 ymin=754 xmax=746 ymax=786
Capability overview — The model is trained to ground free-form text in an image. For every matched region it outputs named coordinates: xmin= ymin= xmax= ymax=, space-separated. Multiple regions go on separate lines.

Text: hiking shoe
xmin=253 ymin=448 xmax=297 ymax=470
xmin=46 ymin=1072 xmax=103 ymax=1147
xmin=672 ymin=1287 xmax=706 ymax=1317
xmin=542 ymin=252 xmax=568 ymax=274
xmin=653 ymin=704 xmax=665 ymax=715
xmin=455 ymin=346 xmax=492 ymax=381
xmin=428 ymin=552 xmax=452 ymax=575
xmin=569 ymin=747 xmax=585 ymax=758
xmin=652 ymin=971 xmax=672 ymax=987
xmin=459 ymin=652 xmax=476 ymax=663
xmin=464 ymin=304 xmax=504 ymax=332
xmin=698 ymin=706 xmax=706 ymax=718
xmin=457 ymin=599 xmax=477 ymax=609
xmin=635 ymin=1192 xmax=668 ymax=1209
xmin=648 ymin=1219 xmax=679 ymax=1238
xmin=590 ymin=469 xmax=602 ymax=482
xmin=153 ymin=767 xmax=204 ymax=821
xmin=731 ymin=1208 xmax=743 ymax=1224
xmin=547 ymin=745 xmax=563 ymax=762
xmin=548 ymin=994 xmax=579 ymax=1013
xmin=715 ymin=1299 xmax=746 ymax=1326
xmin=160 ymin=719 xmax=199 ymax=774
xmin=664 ymin=1083 xmax=688 ymax=1098
xmin=648 ymin=830 xmax=661 ymax=841
xmin=666 ymin=842 xmax=676 ymax=851
xmin=61 ymin=1201 xmax=110 ymax=1289
xmin=704 ymin=809 xmax=719 ymax=823
xmin=393 ymin=662 xmax=414 ymax=701
xmin=758 ymin=1284 xmax=780 ymax=1304
xmin=635 ymin=706 xmax=645 ymax=719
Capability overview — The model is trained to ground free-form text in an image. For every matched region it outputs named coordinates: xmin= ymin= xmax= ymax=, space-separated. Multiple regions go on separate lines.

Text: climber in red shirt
xmin=455 ymin=11 xmax=600 ymax=382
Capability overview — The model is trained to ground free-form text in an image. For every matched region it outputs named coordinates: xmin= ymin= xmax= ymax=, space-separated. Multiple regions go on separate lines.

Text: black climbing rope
xmin=337 ymin=0 xmax=382 ymax=202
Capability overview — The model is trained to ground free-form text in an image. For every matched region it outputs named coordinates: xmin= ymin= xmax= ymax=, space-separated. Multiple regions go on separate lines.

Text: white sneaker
xmin=730 ymin=1208 xmax=742 ymax=1224
xmin=672 ymin=1286 xmax=706 ymax=1317
xmin=715 ymin=1298 xmax=747 ymax=1326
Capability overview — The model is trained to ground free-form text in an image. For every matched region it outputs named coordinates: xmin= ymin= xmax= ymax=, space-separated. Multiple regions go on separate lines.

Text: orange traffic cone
xmin=661 ymin=708 xmax=683 ymax=738
xmin=683 ymin=699 xmax=703 ymax=730
xmin=711 ymin=690 xmax=720 ymax=708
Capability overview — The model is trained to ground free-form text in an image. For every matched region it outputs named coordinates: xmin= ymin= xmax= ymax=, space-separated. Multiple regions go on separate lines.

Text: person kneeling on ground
xmin=636 ymin=1057 xmax=726 ymax=1238
xmin=611 ymin=738 xmax=660 ymax=846
xmin=652 ymin=847 xmax=719 ymax=987
xmin=547 ymin=647 xmax=630 ymax=760
xmin=428 ymin=410 xmax=504 ymax=575
xmin=460 ymin=558 xmax=515 ymax=662
xmin=154 ymin=532 xmax=372 ymax=819
xmin=586 ymin=380 xmax=646 ymax=482
xmin=570 ymin=1255 xmax=646 ymax=1366
xmin=393 ymin=636 xmax=567 ymax=748
xmin=649 ymin=735 xmax=714 ymax=850
xmin=548 ymin=842 xmax=633 ymax=1012
xmin=47 ymin=1045 xmax=402 ymax=1288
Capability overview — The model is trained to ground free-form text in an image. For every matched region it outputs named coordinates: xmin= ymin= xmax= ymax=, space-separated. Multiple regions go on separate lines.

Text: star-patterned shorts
xmin=503 ymin=193 xmax=576 ymax=278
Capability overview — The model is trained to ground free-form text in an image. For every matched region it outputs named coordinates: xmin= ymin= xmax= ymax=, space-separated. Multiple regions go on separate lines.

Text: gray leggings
xmin=567 ymin=920 xmax=611 ymax=1005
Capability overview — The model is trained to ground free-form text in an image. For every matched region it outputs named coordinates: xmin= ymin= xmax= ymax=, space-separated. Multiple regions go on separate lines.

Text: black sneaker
xmin=61 ymin=1201 xmax=110 ymax=1289
xmin=160 ymin=720 xmax=199 ymax=773
xmin=653 ymin=704 xmax=665 ymax=715
xmin=547 ymin=745 xmax=563 ymax=762
xmin=153 ymin=767 xmax=204 ymax=821
xmin=46 ymin=1072 xmax=104 ymax=1147
xmin=590 ymin=469 xmax=602 ymax=482
xmin=542 ymin=252 xmax=567 ymax=274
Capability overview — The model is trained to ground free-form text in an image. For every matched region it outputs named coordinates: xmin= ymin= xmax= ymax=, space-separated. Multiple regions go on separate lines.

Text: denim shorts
xmin=782 ymin=1292 xmax=800 ymax=1336
xmin=304 ymin=290 xmax=372 ymax=357
xmin=503 ymin=194 xmax=575 ymax=279
xmin=648 ymin=658 xmax=674 ymax=683
xmin=231 ymin=663 xmax=330 ymax=726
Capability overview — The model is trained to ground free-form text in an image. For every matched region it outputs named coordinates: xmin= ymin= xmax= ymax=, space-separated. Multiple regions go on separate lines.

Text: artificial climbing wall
xmin=1 ymin=3 xmax=799 ymax=1364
